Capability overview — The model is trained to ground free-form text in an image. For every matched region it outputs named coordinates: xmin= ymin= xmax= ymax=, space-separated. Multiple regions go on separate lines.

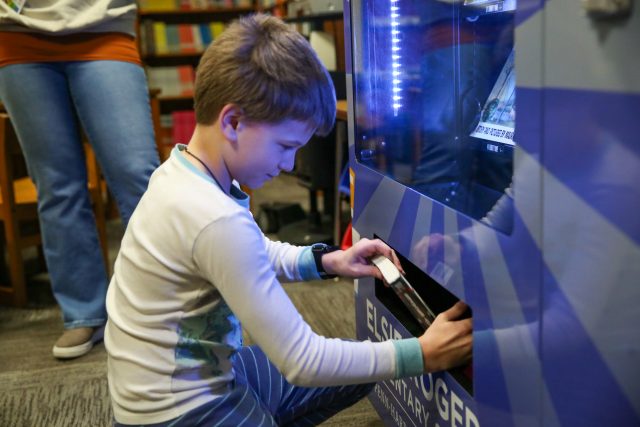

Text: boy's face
xmin=228 ymin=119 xmax=316 ymax=189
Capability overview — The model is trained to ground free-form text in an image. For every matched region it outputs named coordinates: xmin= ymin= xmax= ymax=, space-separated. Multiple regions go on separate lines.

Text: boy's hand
xmin=322 ymin=238 xmax=404 ymax=279
xmin=418 ymin=301 xmax=473 ymax=372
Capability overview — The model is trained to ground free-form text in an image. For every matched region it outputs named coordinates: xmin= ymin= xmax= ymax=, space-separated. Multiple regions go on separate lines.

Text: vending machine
xmin=344 ymin=0 xmax=640 ymax=425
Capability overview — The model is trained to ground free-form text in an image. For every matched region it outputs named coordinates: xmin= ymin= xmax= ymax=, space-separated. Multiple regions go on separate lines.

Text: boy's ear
xmin=219 ymin=104 xmax=242 ymax=143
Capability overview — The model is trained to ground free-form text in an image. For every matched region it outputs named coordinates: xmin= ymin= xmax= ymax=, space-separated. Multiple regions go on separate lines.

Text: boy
xmin=105 ymin=14 xmax=472 ymax=426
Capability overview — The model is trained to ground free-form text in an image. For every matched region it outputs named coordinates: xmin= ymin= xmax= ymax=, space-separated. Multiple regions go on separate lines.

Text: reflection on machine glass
xmin=353 ymin=0 xmax=516 ymax=234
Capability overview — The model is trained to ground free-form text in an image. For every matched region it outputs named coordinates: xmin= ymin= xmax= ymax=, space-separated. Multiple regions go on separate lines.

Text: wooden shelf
xmin=142 ymin=52 xmax=203 ymax=67
xmin=138 ymin=7 xmax=253 ymax=24
xmin=154 ymin=96 xmax=195 ymax=114
xmin=284 ymin=11 xmax=343 ymax=24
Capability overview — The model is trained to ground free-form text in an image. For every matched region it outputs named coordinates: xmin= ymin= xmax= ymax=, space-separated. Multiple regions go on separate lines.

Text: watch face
xmin=312 ymin=243 xmax=328 ymax=252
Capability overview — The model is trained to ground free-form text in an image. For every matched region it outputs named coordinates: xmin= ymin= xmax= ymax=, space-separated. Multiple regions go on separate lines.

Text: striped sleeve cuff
xmin=297 ymin=247 xmax=321 ymax=281
xmin=392 ymin=338 xmax=424 ymax=378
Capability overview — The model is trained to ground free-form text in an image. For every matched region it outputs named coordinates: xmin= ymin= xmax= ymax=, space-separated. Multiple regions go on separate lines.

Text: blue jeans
xmin=0 ymin=61 xmax=159 ymax=328
xmin=115 ymin=346 xmax=375 ymax=427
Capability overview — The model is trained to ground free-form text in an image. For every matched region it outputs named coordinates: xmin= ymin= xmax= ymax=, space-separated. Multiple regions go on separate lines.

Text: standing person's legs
xmin=0 ymin=63 xmax=108 ymax=354
xmin=66 ymin=60 xmax=160 ymax=226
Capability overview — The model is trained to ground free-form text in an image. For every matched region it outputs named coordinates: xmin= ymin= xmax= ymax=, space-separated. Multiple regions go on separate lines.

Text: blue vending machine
xmin=344 ymin=0 xmax=640 ymax=425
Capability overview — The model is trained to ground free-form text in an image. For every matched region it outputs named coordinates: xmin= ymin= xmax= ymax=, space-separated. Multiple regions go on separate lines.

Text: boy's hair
xmin=194 ymin=14 xmax=337 ymax=136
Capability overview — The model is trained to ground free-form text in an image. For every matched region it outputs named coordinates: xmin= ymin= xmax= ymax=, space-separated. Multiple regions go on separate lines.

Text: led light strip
xmin=390 ymin=0 xmax=402 ymax=115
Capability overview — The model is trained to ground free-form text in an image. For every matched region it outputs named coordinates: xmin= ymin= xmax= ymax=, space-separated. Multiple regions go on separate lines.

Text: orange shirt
xmin=0 ymin=32 xmax=141 ymax=68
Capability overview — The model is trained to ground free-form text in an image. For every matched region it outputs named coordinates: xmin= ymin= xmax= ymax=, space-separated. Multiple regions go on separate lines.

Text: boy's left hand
xmin=322 ymin=238 xmax=404 ymax=279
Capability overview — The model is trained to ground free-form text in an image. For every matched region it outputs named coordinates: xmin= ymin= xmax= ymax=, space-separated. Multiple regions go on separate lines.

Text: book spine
xmin=153 ymin=22 xmax=169 ymax=54
xmin=178 ymin=24 xmax=196 ymax=53
xmin=165 ymin=25 xmax=181 ymax=53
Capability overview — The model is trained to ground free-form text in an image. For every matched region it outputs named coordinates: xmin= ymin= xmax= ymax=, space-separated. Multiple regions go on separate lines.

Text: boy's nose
xmin=280 ymin=153 xmax=296 ymax=172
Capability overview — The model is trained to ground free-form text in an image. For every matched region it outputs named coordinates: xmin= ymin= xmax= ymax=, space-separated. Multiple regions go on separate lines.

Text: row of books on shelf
xmin=139 ymin=0 xmax=253 ymax=11
xmin=140 ymin=21 xmax=227 ymax=56
xmin=146 ymin=66 xmax=195 ymax=97
xmin=257 ymin=0 xmax=287 ymax=9
xmin=155 ymin=111 xmax=196 ymax=155
xmin=170 ymin=110 xmax=197 ymax=146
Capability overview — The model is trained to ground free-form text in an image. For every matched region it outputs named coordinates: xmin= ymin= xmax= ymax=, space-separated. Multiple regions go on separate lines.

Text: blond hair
xmin=194 ymin=14 xmax=336 ymax=136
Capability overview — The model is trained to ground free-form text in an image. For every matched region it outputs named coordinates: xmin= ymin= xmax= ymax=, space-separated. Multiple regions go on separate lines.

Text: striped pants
xmin=115 ymin=346 xmax=375 ymax=426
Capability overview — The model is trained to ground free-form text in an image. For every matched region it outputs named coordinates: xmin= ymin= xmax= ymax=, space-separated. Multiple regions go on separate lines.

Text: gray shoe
xmin=52 ymin=326 xmax=104 ymax=359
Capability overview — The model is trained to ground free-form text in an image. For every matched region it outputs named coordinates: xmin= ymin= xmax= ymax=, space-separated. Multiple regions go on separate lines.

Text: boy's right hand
xmin=419 ymin=301 xmax=472 ymax=372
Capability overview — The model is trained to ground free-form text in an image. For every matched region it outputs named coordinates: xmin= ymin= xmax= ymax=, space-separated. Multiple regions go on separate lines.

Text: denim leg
xmin=66 ymin=61 xmax=160 ymax=225
xmin=0 ymin=61 xmax=158 ymax=327
xmin=0 ymin=63 xmax=107 ymax=327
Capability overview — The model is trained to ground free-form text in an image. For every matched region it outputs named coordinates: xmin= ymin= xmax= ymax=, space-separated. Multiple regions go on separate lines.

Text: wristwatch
xmin=311 ymin=243 xmax=339 ymax=279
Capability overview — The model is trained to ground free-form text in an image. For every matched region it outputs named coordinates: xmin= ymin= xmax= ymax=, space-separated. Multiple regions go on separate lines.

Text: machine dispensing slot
xmin=373 ymin=236 xmax=473 ymax=394
xmin=371 ymin=255 xmax=437 ymax=330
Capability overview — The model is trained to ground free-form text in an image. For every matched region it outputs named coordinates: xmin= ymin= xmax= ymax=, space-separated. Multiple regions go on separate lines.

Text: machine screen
xmin=352 ymin=0 xmax=516 ymax=233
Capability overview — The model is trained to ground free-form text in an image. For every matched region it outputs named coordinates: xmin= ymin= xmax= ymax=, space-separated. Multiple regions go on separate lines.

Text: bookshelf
xmin=137 ymin=4 xmax=253 ymax=110
xmin=137 ymin=2 xmax=255 ymax=156
xmin=138 ymin=0 xmax=346 ymax=158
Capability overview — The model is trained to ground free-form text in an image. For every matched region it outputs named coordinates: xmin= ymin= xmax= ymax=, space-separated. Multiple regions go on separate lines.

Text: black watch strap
xmin=311 ymin=243 xmax=339 ymax=279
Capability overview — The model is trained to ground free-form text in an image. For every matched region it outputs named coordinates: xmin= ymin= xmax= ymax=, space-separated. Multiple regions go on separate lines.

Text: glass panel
xmin=353 ymin=0 xmax=516 ymax=234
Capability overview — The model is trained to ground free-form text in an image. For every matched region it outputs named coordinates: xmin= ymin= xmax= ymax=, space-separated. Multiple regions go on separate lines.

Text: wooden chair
xmin=0 ymin=113 xmax=109 ymax=307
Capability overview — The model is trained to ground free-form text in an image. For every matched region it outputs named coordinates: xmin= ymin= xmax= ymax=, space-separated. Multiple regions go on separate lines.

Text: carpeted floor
xmin=0 ymin=278 xmax=383 ymax=427
xmin=0 ymin=175 xmax=384 ymax=427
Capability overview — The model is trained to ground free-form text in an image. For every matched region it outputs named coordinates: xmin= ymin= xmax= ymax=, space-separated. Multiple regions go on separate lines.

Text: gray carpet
xmin=0 ymin=175 xmax=384 ymax=427
xmin=0 ymin=279 xmax=383 ymax=427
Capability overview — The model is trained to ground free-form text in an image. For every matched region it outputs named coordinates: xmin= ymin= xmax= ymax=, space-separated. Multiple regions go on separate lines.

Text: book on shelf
xmin=139 ymin=0 xmax=254 ymax=11
xmin=140 ymin=22 xmax=227 ymax=55
xmin=152 ymin=22 xmax=169 ymax=54
xmin=171 ymin=110 xmax=197 ymax=146
xmin=198 ymin=24 xmax=213 ymax=46
xmin=210 ymin=22 xmax=226 ymax=38
xmin=139 ymin=0 xmax=175 ymax=11
xmin=166 ymin=24 xmax=180 ymax=53
xmin=178 ymin=24 xmax=196 ymax=52
xmin=146 ymin=66 xmax=195 ymax=98
xmin=177 ymin=66 xmax=196 ymax=96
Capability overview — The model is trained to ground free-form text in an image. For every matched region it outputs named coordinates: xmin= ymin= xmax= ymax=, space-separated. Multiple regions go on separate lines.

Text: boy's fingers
xmin=441 ymin=301 xmax=469 ymax=321
xmin=390 ymin=250 xmax=405 ymax=274
xmin=455 ymin=318 xmax=473 ymax=335
xmin=367 ymin=240 xmax=405 ymax=274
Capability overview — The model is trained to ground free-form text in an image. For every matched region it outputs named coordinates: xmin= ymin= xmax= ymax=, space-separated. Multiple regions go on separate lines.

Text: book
xmin=178 ymin=24 xmax=196 ymax=53
xmin=171 ymin=110 xmax=197 ymax=146
xmin=141 ymin=0 xmax=176 ymax=11
xmin=139 ymin=19 xmax=155 ymax=55
xmin=198 ymin=24 xmax=213 ymax=47
xmin=191 ymin=25 xmax=204 ymax=51
xmin=177 ymin=66 xmax=195 ymax=96
xmin=371 ymin=256 xmax=436 ymax=329
xmin=153 ymin=22 xmax=169 ymax=55
xmin=210 ymin=22 xmax=226 ymax=39
xmin=147 ymin=66 xmax=184 ymax=97
xmin=470 ymin=49 xmax=516 ymax=145
xmin=165 ymin=25 xmax=181 ymax=53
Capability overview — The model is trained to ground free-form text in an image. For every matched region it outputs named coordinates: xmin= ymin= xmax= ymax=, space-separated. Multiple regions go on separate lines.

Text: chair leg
xmin=37 ymin=244 xmax=47 ymax=272
xmin=92 ymin=191 xmax=110 ymax=277
xmin=1 ymin=221 xmax=28 ymax=307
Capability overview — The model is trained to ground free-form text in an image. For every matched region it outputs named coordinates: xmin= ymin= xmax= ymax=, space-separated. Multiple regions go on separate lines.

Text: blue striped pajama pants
xmin=115 ymin=346 xmax=375 ymax=426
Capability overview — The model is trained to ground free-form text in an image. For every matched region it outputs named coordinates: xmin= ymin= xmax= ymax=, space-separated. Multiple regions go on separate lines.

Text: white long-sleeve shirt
xmin=105 ymin=145 xmax=422 ymax=425
xmin=0 ymin=0 xmax=137 ymax=35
